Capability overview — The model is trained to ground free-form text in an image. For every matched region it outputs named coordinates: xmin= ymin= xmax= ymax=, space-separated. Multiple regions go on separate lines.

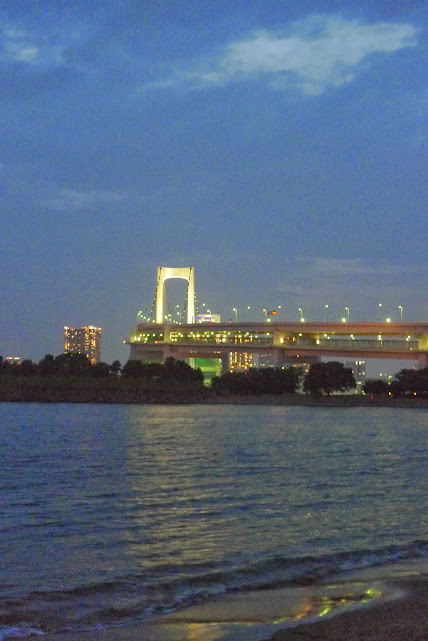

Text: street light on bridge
xmin=137 ymin=311 xmax=153 ymax=323
xmin=378 ymin=303 xmax=382 ymax=320
xmin=298 ymin=307 xmax=304 ymax=322
xmin=345 ymin=306 xmax=350 ymax=321
xmin=399 ymin=305 xmax=403 ymax=322
xmin=232 ymin=307 xmax=238 ymax=322
xmin=324 ymin=304 xmax=329 ymax=321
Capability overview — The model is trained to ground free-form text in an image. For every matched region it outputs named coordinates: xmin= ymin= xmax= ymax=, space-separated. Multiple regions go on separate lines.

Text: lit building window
xmin=63 ymin=325 xmax=102 ymax=364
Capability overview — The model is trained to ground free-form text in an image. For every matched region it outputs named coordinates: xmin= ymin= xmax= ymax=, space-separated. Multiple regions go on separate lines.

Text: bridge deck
xmin=126 ymin=320 xmax=428 ymax=366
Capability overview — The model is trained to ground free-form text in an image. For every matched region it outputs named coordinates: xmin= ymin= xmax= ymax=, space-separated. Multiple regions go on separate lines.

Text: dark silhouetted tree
xmin=38 ymin=354 xmax=58 ymax=376
xmin=163 ymin=357 xmax=203 ymax=384
xmin=211 ymin=366 xmax=301 ymax=396
xmin=390 ymin=367 xmax=428 ymax=396
xmin=90 ymin=362 xmax=111 ymax=378
xmin=363 ymin=379 xmax=390 ymax=395
xmin=121 ymin=360 xmax=148 ymax=378
xmin=121 ymin=358 xmax=203 ymax=384
xmin=110 ymin=360 xmax=122 ymax=377
xmin=53 ymin=353 xmax=92 ymax=376
xmin=303 ymin=361 xmax=356 ymax=396
xmin=19 ymin=359 xmax=38 ymax=376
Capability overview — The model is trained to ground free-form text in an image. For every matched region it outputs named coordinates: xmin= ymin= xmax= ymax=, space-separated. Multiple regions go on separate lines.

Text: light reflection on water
xmin=0 ymin=403 xmax=427 ymax=634
xmin=123 ymin=405 xmax=427 ymax=563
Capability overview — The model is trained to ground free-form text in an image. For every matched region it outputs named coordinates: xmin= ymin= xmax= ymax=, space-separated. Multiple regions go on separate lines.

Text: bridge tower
xmin=418 ymin=333 xmax=428 ymax=369
xmin=155 ymin=266 xmax=195 ymax=324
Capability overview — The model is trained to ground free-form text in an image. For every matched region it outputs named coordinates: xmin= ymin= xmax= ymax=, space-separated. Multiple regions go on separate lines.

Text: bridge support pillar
xmin=271 ymin=349 xmax=284 ymax=368
xmin=162 ymin=345 xmax=175 ymax=361
xmin=129 ymin=344 xmax=164 ymax=364
xmin=221 ymin=354 xmax=230 ymax=375
xmin=417 ymin=334 xmax=428 ymax=369
xmin=418 ymin=333 xmax=428 ymax=350
xmin=418 ymin=352 xmax=428 ymax=369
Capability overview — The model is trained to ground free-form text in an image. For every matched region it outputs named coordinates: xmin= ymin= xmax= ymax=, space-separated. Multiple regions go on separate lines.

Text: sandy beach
xmin=41 ymin=576 xmax=428 ymax=641
xmin=271 ymin=579 xmax=428 ymax=641
xmin=269 ymin=578 xmax=428 ymax=641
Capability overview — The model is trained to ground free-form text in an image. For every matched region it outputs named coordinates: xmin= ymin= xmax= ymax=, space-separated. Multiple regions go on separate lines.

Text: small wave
xmin=141 ymin=539 xmax=428 ymax=594
xmin=2 ymin=540 xmax=426 ymax=634
xmin=228 ymin=540 xmax=428 ymax=591
xmin=131 ymin=539 xmax=428 ymax=615
xmin=0 ymin=626 xmax=44 ymax=640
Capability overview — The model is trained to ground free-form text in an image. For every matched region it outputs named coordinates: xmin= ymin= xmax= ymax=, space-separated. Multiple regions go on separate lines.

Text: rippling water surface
xmin=1 ymin=403 xmax=427 ymax=636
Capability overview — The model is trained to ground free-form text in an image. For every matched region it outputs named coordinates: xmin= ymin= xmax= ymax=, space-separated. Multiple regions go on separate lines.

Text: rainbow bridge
xmin=125 ymin=267 xmax=428 ymax=374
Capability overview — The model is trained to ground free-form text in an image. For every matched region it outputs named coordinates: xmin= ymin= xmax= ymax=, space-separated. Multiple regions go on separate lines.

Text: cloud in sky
xmin=1 ymin=27 xmax=39 ymax=62
xmin=287 ymin=257 xmax=424 ymax=287
xmin=0 ymin=24 xmax=89 ymax=71
xmin=48 ymin=188 xmax=123 ymax=211
xmin=301 ymin=257 xmax=406 ymax=277
xmin=1 ymin=26 xmax=61 ymax=67
xmin=276 ymin=257 xmax=427 ymax=312
xmin=142 ymin=15 xmax=417 ymax=95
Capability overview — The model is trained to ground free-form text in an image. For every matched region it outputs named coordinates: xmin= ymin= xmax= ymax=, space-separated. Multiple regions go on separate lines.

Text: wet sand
xmin=269 ymin=577 xmax=428 ymax=641
xmin=44 ymin=576 xmax=428 ymax=641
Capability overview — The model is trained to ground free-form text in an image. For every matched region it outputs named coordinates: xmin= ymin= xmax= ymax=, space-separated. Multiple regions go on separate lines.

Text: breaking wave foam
xmin=1 ymin=540 xmax=426 ymax=636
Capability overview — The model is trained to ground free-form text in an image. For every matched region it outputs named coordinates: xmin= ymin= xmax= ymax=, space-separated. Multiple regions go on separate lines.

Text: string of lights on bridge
xmin=137 ymin=303 xmax=405 ymax=325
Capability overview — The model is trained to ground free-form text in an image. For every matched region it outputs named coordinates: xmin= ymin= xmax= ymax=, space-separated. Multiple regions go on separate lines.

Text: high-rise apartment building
xmin=229 ymin=351 xmax=255 ymax=372
xmin=344 ymin=360 xmax=366 ymax=394
xmin=64 ymin=326 xmax=102 ymax=365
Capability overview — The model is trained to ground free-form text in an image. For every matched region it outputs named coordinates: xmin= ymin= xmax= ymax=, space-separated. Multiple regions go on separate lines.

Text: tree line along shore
xmin=0 ymin=353 xmax=427 ymax=406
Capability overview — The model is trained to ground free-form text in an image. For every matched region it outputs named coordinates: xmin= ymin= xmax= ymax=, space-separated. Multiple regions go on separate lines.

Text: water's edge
xmin=0 ymin=393 xmax=427 ymax=407
xmin=1 ymin=404 xmax=427 ymax=639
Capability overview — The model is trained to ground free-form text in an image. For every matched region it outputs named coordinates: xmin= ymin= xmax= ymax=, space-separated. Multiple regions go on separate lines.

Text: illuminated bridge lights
xmin=133 ymin=331 xmax=164 ymax=343
xmin=164 ymin=329 xmax=278 ymax=346
xmin=128 ymin=322 xmax=427 ymax=371
xmin=132 ymin=328 xmax=420 ymax=353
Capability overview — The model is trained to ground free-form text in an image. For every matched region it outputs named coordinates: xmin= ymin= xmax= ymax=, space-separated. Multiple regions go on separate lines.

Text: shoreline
xmin=41 ymin=575 xmax=428 ymax=641
xmin=269 ymin=576 xmax=428 ymax=641
xmin=1 ymin=375 xmax=427 ymax=407
xmin=1 ymin=396 xmax=426 ymax=408
xmin=201 ymin=394 xmax=428 ymax=409
xmin=0 ymin=380 xmax=427 ymax=408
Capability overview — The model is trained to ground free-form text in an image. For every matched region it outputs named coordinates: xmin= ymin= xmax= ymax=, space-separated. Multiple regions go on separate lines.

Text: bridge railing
xmin=133 ymin=328 xmax=419 ymax=352
xmin=298 ymin=339 xmax=418 ymax=351
xmin=170 ymin=336 xmax=418 ymax=351
xmin=170 ymin=332 xmax=274 ymax=346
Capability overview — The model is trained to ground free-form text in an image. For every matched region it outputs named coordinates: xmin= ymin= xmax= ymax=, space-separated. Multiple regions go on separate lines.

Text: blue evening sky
xmin=1 ymin=1 xmax=427 ymax=371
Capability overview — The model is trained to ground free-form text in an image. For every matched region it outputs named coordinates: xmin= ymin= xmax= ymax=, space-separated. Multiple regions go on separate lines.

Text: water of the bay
xmin=0 ymin=403 xmax=427 ymax=639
